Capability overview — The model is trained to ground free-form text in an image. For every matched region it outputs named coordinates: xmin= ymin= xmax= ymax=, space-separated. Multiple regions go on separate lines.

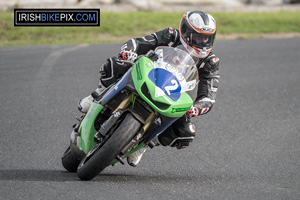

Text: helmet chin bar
xmin=180 ymin=36 xmax=209 ymax=59
xmin=198 ymin=49 xmax=208 ymax=58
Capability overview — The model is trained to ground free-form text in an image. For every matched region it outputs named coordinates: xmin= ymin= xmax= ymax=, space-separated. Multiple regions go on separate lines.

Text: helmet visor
xmin=190 ymin=33 xmax=214 ymax=49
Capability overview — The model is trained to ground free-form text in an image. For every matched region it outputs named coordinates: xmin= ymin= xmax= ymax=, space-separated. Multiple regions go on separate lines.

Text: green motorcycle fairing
xmin=131 ymin=57 xmax=194 ymax=118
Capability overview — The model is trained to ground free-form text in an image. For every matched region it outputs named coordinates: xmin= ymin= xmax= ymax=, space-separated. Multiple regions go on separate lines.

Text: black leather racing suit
xmin=100 ymin=27 xmax=220 ymax=149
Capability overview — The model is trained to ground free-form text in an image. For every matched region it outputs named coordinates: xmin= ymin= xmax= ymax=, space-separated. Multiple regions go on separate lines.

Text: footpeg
xmin=116 ymin=155 xmax=125 ymax=165
xmin=148 ymin=141 xmax=156 ymax=149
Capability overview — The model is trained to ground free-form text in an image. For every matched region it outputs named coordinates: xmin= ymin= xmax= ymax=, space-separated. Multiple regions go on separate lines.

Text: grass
xmin=0 ymin=11 xmax=300 ymax=46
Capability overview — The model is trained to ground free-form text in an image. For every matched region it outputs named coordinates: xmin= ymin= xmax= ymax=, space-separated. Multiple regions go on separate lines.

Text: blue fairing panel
xmin=100 ymin=68 xmax=131 ymax=105
xmin=147 ymin=118 xmax=178 ymax=142
xmin=148 ymin=68 xmax=181 ymax=101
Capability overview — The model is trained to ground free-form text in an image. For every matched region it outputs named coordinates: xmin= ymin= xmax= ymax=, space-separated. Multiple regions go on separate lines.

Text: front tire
xmin=77 ymin=113 xmax=141 ymax=180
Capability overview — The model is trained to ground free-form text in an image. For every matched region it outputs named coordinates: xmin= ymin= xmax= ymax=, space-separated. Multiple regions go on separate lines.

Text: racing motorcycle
xmin=62 ymin=46 xmax=199 ymax=180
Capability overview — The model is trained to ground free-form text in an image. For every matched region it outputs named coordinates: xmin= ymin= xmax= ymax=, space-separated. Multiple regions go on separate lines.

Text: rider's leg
xmin=78 ymin=80 xmax=106 ymax=113
xmin=127 ymin=115 xmax=196 ymax=167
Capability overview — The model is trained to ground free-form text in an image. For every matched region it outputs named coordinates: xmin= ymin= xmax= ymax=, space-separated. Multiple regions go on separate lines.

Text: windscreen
xmin=154 ymin=46 xmax=199 ymax=95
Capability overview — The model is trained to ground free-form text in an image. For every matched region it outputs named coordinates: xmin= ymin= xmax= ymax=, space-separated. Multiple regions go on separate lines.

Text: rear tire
xmin=77 ymin=113 xmax=141 ymax=180
xmin=62 ymin=146 xmax=81 ymax=173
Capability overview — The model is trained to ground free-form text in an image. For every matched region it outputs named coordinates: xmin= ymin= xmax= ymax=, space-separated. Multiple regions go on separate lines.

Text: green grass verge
xmin=0 ymin=11 xmax=299 ymax=46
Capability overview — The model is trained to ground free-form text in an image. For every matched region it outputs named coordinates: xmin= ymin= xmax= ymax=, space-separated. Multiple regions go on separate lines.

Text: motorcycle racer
xmin=78 ymin=11 xmax=220 ymax=167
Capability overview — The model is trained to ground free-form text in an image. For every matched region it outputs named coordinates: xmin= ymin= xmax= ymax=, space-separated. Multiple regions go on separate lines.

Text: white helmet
xmin=179 ymin=11 xmax=217 ymax=58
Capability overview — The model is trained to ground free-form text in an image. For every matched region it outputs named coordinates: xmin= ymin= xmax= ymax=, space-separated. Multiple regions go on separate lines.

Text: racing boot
xmin=78 ymin=82 xmax=106 ymax=113
xmin=127 ymin=146 xmax=147 ymax=167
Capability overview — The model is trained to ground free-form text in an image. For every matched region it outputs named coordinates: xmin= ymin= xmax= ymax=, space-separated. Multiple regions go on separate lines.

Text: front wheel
xmin=77 ymin=113 xmax=141 ymax=180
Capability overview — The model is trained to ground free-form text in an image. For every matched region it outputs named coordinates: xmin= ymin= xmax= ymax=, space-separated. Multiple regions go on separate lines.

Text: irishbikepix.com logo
xmin=14 ymin=9 xmax=100 ymax=26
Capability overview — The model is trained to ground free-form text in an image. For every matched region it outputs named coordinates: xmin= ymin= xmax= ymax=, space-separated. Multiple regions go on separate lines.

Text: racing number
xmin=165 ymin=79 xmax=178 ymax=95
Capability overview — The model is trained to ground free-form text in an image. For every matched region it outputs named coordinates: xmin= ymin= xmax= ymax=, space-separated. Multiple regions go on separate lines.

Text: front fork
xmin=109 ymin=94 xmax=157 ymax=165
xmin=110 ymin=111 xmax=156 ymax=166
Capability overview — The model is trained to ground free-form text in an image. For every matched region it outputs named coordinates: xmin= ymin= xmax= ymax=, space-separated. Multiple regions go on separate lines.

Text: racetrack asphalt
xmin=0 ymin=38 xmax=299 ymax=200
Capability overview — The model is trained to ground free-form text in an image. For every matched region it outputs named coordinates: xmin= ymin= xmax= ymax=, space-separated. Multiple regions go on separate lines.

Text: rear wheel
xmin=62 ymin=146 xmax=81 ymax=173
xmin=77 ymin=113 xmax=141 ymax=180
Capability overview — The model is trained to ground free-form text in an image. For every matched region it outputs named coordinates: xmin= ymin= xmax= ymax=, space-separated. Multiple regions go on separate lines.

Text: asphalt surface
xmin=1 ymin=38 xmax=300 ymax=200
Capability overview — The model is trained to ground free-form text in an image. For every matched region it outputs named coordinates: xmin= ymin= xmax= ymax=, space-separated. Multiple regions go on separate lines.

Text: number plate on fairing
xmin=148 ymin=68 xmax=181 ymax=101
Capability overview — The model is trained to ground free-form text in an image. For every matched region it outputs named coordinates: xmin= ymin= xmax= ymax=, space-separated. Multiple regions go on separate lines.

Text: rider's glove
xmin=196 ymin=100 xmax=213 ymax=115
xmin=186 ymin=101 xmax=214 ymax=117
xmin=186 ymin=106 xmax=199 ymax=118
xmin=118 ymin=48 xmax=138 ymax=62
xmin=203 ymin=56 xmax=220 ymax=72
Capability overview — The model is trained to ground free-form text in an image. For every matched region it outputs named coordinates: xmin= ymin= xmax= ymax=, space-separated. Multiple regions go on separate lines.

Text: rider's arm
xmin=120 ymin=27 xmax=180 ymax=56
xmin=194 ymin=54 xmax=220 ymax=115
xmin=99 ymin=28 xmax=179 ymax=86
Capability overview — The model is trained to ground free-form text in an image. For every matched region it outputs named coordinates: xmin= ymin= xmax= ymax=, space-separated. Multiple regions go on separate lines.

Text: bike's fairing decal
xmin=148 ymin=68 xmax=181 ymax=101
xmin=100 ymin=68 xmax=132 ymax=105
